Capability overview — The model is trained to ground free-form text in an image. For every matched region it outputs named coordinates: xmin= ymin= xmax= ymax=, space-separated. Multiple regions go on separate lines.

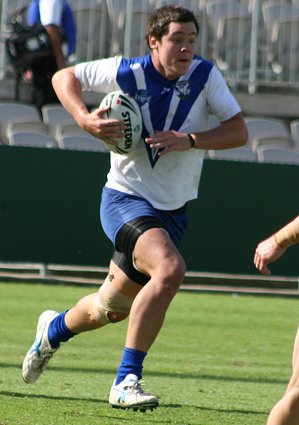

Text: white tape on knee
xmin=92 ymin=279 xmax=133 ymax=326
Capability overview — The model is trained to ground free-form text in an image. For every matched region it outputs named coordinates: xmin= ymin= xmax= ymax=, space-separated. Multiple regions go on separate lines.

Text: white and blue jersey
xmin=75 ymin=54 xmax=241 ymax=211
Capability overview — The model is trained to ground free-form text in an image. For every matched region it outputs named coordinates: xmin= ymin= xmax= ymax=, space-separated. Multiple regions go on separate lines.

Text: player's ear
xmin=148 ymin=35 xmax=159 ymax=50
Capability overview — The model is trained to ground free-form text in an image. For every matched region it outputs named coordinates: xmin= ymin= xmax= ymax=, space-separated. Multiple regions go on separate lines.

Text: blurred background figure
xmin=26 ymin=0 xmax=76 ymax=109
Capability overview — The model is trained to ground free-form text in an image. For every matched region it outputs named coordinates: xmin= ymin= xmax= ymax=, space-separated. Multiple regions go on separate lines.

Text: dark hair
xmin=146 ymin=5 xmax=199 ymax=50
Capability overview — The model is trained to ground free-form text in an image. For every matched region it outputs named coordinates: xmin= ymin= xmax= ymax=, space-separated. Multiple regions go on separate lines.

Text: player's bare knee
xmin=164 ymin=256 xmax=186 ymax=284
xmin=156 ymin=256 xmax=186 ymax=297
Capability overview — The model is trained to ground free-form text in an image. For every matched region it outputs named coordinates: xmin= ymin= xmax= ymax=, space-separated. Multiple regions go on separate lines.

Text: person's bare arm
xmin=254 ymin=216 xmax=299 ymax=275
xmin=145 ymin=112 xmax=248 ymax=155
xmin=44 ymin=24 xmax=66 ymax=69
xmin=254 ymin=236 xmax=286 ymax=275
xmin=52 ymin=67 xmax=125 ymax=143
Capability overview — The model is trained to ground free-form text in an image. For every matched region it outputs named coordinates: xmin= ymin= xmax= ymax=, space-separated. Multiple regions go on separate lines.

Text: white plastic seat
xmin=262 ymin=2 xmax=299 ymax=40
xmin=206 ymin=0 xmax=251 ymax=71
xmin=122 ymin=1 xmax=154 ymax=57
xmin=72 ymin=2 xmax=106 ymax=60
xmin=206 ymin=0 xmax=250 ymax=30
xmin=245 ymin=117 xmax=290 ymax=149
xmin=0 ymin=103 xmax=41 ymax=143
xmin=290 ymin=120 xmax=299 ymax=149
xmin=58 ymin=135 xmax=108 ymax=152
xmin=252 ymin=135 xmax=293 ymax=153
xmin=263 ymin=2 xmax=295 ymax=34
xmin=41 ymin=104 xmax=76 ymax=138
xmin=6 ymin=120 xmax=49 ymax=139
xmin=55 ymin=122 xmax=89 ymax=141
xmin=208 ymin=146 xmax=257 ymax=161
xmin=271 ymin=19 xmax=299 ymax=75
xmin=262 ymin=2 xmax=299 ymax=76
xmin=257 ymin=146 xmax=299 ymax=164
xmin=8 ymin=131 xmax=57 ymax=148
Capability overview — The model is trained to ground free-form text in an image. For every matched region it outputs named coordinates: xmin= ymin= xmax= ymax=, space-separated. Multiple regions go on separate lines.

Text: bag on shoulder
xmin=5 ymin=7 xmax=54 ymax=72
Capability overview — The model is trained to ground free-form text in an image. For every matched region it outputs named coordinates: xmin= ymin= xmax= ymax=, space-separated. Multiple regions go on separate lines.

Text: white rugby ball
xmin=99 ymin=91 xmax=142 ymax=155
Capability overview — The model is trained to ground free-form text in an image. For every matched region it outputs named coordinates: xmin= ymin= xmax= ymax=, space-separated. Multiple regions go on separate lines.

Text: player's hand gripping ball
xmin=100 ymin=91 xmax=142 ymax=154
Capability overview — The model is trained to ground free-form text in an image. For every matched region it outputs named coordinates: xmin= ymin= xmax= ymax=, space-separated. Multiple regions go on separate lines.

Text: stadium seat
xmin=55 ymin=122 xmax=89 ymax=142
xmin=245 ymin=117 xmax=290 ymax=149
xmin=251 ymin=134 xmax=293 ymax=153
xmin=208 ymin=146 xmax=257 ymax=161
xmin=271 ymin=19 xmax=299 ymax=76
xmin=41 ymin=104 xmax=76 ymax=138
xmin=122 ymin=1 xmax=154 ymax=57
xmin=6 ymin=120 xmax=49 ymax=140
xmin=206 ymin=0 xmax=251 ymax=71
xmin=262 ymin=2 xmax=299 ymax=76
xmin=0 ymin=103 xmax=42 ymax=143
xmin=58 ymin=135 xmax=108 ymax=152
xmin=72 ymin=1 xmax=107 ymax=60
xmin=257 ymin=146 xmax=299 ymax=164
xmin=262 ymin=2 xmax=295 ymax=36
xmin=2 ymin=0 xmax=29 ymax=24
xmin=8 ymin=131 xmax=57 ymax=148
xmin=105 ymin=0 xmax=127 ymax=56
xmin=252 ymin=135 xmax=293 ymax=153
xmin=206 ymin=0 xmax=250 ymax=30
xmin=290 ymin=119 xmax=299 ymax=149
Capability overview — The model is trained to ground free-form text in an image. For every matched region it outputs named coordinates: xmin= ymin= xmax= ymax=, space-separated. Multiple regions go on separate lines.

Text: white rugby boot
xmin=109 ymin=373 xmax=159 ymax=412
xmin=22 ymin=310 xmax=59 ymax=383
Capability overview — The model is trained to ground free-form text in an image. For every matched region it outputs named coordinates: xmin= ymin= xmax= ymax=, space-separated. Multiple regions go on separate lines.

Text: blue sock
xmin=48 ymin=311 xmax=76 ymax=348
xmin=115 ymin=347 xmax=147 ymax=385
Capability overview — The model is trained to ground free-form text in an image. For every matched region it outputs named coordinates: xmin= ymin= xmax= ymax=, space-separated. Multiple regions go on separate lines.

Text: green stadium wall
xmin=0 ymin=146 xmax=298 ymax=277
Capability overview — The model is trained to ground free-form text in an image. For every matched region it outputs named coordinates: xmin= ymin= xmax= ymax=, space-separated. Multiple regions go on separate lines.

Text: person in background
xmin=22 ymin=5 xmax=247 ymax=412
xmin=254 ymin=215 xmax=299 ymax=425
xmin=26 ymin=0 xmax=76 ymax=108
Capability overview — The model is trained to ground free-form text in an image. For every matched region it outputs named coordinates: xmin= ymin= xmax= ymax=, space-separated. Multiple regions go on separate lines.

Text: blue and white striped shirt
xmin=75 ymin=54 xmax=241 ymax=210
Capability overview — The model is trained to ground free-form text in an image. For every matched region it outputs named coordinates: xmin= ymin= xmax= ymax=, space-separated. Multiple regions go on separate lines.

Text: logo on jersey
xmin=174 ymin=81 xmax=190 ymax=99
xmin=161 ymin=87 xmax=171 ymax=95
xmin=146 ymin=144 xmax=162 ymax=168
xmin=135 ymin=89 xmax=151 ymax=106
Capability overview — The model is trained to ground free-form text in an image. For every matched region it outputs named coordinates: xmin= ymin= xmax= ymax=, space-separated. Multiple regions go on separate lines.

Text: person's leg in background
xmin=267 ymin=327 xmax=299 ymax=425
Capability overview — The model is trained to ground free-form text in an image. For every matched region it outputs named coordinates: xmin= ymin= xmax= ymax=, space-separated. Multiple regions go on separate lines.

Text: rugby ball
xmin=99 ymin=91 xmax=142 ymax=154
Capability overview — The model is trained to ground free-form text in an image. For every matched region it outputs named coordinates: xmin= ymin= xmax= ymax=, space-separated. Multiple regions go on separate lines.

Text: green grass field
xmin=0 ymin=281 xmax=298 ymax=425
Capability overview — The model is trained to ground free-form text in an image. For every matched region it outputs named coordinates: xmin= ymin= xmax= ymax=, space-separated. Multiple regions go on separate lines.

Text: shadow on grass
xmin=0 ymin=390 xmax=102 ymax=404
xmin=0 ymin=361 xmax=288 ymax=386
xmin=0 ymin=390 xmax=267 ymax=416
xmin=195 ymin=405 xmax=267 ymax=416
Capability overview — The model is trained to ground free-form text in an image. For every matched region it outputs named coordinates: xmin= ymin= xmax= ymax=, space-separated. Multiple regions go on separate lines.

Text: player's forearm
xmin=52 ymin=68 xmax=89 ymax=126
xmin=274 ymin=216 xmax=299 ymax=249
xmin=190 ymin=112 xmax=248 ymax=150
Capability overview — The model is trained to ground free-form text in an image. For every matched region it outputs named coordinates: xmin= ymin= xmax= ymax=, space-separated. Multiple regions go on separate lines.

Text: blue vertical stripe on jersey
xmin=169 ymin=58 xmax=213 ymax=131
xmin=116 ymin=56 xmax=147 ymax=97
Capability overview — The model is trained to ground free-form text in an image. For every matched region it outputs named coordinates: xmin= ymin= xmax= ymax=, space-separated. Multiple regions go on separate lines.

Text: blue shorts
xmin=100 ymin=187 xmax=188 ymax=249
